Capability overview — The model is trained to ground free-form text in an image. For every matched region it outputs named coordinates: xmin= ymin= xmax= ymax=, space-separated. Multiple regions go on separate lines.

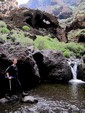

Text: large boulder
xmin=77 ymin=56 xmax=85 ymax=81
xmin=0 ymin=42 xmax=40 ymax=96
xmin=33 ymin=50 xmax=72 ymax=82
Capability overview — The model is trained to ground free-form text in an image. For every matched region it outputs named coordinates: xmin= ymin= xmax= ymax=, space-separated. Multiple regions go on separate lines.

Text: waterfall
xmin=68 ymin=59 xmax=85 ymax=84
xmin=70 ymin=62 xmax=77 ymax=80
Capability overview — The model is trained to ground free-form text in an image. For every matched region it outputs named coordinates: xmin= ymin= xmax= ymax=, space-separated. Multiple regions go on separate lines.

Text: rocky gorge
xmin=0 ymin=1 xmax=85 ymax=111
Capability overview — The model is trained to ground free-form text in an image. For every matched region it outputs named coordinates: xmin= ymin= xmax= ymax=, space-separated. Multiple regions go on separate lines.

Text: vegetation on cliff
xmin=0 ymin=20 xmax=84 ymax=58
xmin=34 ymin=35 xmax=85 ymax=58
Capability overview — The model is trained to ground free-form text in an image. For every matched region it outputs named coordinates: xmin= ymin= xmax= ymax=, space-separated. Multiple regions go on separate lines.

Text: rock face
xmin=77 ymin=56 xmax=85 ymax=81
xmin=65 ymin=0 xmax=85 ymax=43
xmin=1 ymin=7 xmax=67 ymax=42
xmin=65 ymin=0 xmax=85 ymax=32
xmin=0 ymin=42 xmax=40 ymax=95
xmin=33 ymin=50 xmax=72 ymax=82
xmin=65 ymin=16 xmax=85 ymax=33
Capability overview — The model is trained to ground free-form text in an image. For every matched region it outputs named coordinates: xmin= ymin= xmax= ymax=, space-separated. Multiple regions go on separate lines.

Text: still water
xmin=0 ymin=83 xmax=85 ymax=113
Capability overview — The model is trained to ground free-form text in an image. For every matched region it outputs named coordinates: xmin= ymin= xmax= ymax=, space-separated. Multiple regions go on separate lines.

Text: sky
xmin=18 ymin=0 xmax=29 ymax=6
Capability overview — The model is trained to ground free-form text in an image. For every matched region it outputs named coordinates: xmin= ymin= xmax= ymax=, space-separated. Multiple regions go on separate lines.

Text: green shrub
xmin=65 ymin=42 xmax=85 ymax=57
xmin=0 ymin=21 xmax=7 ymax=28
xmin=63 ymin=50 xmax=71 ymax=58
xmin=34 ymin=35 xmax=85 ymax=58
xmin=68 ymin=29 xmax=85 ymax=40
xmin=34 ymin=35 xmax=59 ymax=50
xmin=0 ymin=28 xmax=10 ymax=33
xmin=10 ymin=30 xmax=33 ymax=46
xmin=22 ymin=25 xmax=30 ymax=31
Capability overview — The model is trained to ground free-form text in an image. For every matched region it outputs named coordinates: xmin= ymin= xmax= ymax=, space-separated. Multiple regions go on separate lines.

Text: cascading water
xmin=68 ymin=59 xmax=85 ymax=84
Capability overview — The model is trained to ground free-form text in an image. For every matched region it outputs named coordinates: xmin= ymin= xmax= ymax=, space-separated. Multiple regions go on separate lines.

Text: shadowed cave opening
xmin=24 ymin=14 xmax=52 ymax=29
xmin=78 ymin=35 xmax=85 ymax=43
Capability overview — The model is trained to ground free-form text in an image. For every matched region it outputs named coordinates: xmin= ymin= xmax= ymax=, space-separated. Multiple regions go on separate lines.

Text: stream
xmin=0 ymin=83 xmax=85 ymax=113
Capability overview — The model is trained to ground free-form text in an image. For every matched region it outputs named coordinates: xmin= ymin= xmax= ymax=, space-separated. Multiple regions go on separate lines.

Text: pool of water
xmin=0 ymin=83 xmax=85 ymax=113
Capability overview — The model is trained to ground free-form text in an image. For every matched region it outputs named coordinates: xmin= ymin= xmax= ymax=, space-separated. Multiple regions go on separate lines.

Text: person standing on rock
xmin=5 ymin=58 xmax=21 ymax=96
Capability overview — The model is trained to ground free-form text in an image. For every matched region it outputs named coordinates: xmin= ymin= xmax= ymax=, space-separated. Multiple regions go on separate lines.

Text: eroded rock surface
xmin=33 ymin=50 xmax=72 ymax=82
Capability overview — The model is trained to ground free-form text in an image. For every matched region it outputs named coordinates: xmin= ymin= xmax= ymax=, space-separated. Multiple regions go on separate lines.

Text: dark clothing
xmin=6 ymin=64 xmax=18 ymax=78
xmin=5 ymin=64 xmax=22 ymax=95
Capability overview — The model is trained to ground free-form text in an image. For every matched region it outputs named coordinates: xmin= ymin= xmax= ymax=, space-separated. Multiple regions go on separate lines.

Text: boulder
xmin=0 ymin=42 xmax=40 ymax=95
xmin=0 ymin=98 xmax=9 ymax=104
xmin=0 ymin=95 xmax=18 ymax=104
xmin=77 ymin=56 xmax=85 ymax=81
xmin=33 ymin=50 xmax=72 ymax=82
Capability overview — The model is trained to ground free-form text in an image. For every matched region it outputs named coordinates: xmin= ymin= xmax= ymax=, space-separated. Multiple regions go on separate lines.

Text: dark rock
xmin=33 ymin=50 xmax=72 ymax=82
xmin=29 ymin=35 xmax=37 ymax=41
xmin=77 ymin=57 xmax=85 ymax=81
xmin=82 ymin=55 xmax=85 ymax=63
xmin=0 ymin=95 xmax=18 ymax=104
xmin=2 ymin=7 xmax=67 ymax=42
xmin=78 ymin=34 xmax=85 ymax=43
xmin=22 ymin=96 xmax=38 ymax=103
xmin=65 ymin=16 xmax=85 ymax=33
xmin=0 ymin=43 xmax=40 ymax=95
xmin=77 ymin=63 xmax=85 ymax=81
xmin=9 ymin=95 xmax=19 ymax=102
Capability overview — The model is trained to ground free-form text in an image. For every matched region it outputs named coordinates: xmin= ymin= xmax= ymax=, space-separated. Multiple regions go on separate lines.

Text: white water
xmin=68 ymin=59 xmax=85 ymax=84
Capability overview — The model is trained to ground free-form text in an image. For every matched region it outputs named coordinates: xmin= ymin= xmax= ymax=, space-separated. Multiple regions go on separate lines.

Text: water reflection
xmin=0 ymin=83 xmax=85 ymax=113
xmin=70 ymin=83 xmax=79 ymax=100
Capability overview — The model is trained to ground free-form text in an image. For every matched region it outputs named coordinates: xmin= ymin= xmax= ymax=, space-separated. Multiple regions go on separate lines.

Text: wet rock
xmin=0 ymin=98 xmax=9 ymax=104
xmin=77 ymin=57 xmax=85 ymax=81
xmin=9 ymin=95 xmax=19 ymax=102
xmin=33 ymin=50 xmax=72 ymax=82
xmin=22 ymin=96 xmax=38 ymax=103
xmin=0 ymin=95 xmax=18 ymax=104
